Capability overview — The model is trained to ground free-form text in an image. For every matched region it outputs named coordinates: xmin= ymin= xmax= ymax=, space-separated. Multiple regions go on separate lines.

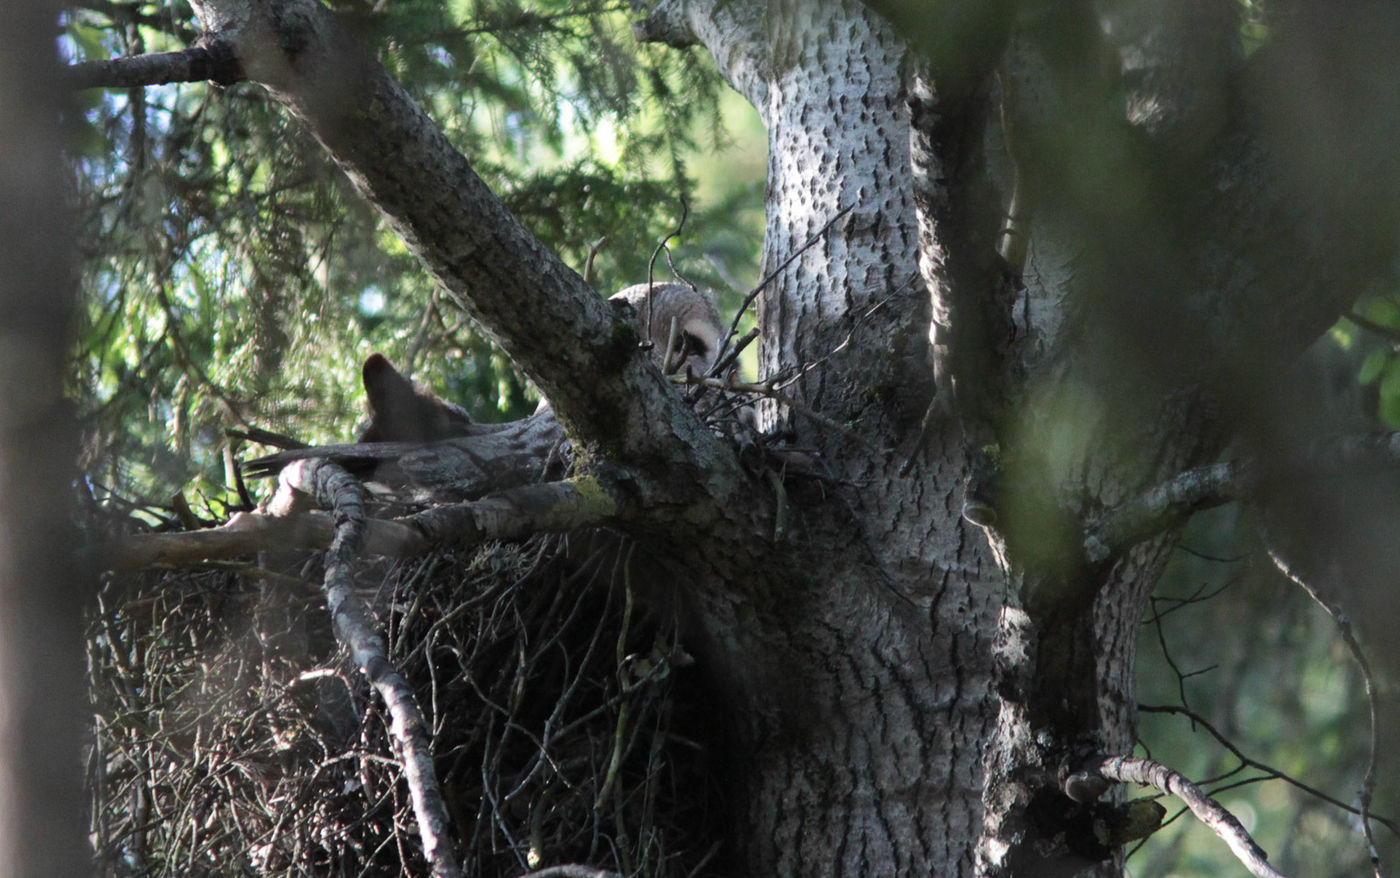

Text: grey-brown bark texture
xmin=0 ymin=0 xmax=90 ymax=874
xmin=152 ymin=0 xmax=1400 ymax=874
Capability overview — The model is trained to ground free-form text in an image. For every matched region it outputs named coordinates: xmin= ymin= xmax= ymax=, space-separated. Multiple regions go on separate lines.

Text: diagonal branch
xmin=1141 ymin=703 xmax=1400 ymax=840
xmin=1086 ymin=431 xmax=1400 ymax=562
xmin=184 ymin=0 xmax=747 ymax=508
xmin=1086 ymin=755 xmax=1288 ymax=878
xmin=279 ymin=458 xmax=460 ymax=878
xmin=1085 ymin=461 xmax=1253 ymax=563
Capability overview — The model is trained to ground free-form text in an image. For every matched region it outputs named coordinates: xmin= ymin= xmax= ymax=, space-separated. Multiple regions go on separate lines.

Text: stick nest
xmin=86 ymin=506 xmax=721 ymax=877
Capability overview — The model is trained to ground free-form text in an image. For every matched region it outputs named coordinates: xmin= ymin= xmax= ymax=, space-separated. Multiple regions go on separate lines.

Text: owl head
xmin=610 ymin=282 xmax=724 ymax=377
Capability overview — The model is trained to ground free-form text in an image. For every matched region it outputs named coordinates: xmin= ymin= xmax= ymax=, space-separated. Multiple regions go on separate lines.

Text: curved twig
xmin=1258 ymin=518 xmax=1385 ymax=878
xmin=1140 ymin=703 xmax=1400 ymax=840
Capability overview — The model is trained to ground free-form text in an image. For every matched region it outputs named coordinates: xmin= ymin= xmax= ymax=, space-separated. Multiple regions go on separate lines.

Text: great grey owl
xmin=358 ymin=282 xmax=724 ymax=442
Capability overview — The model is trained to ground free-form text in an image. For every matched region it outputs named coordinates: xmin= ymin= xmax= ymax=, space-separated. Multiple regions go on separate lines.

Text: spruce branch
xmin=67 ymin=42 xmax=242 ymax=89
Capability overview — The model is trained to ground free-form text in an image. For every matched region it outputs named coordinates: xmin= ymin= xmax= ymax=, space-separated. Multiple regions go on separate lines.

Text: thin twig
xmin=708 ymin=204 xmax=855 ymax=376
xmin=1140 ymin=703 xmax=1400 ymax=840
xmin=1258 ymin=519 xmax=1386 ymax=878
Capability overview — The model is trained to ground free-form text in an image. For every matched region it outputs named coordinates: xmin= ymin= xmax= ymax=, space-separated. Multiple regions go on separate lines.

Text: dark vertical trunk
xmin=0 ymin=2 xmax=90 ymax=874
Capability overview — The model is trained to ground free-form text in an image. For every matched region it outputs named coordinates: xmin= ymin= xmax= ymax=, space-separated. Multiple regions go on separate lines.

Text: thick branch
xmin=187 ymin=0 xmax=746 ymax=507
xmin=1085 ymin=461 xmax=1251 ymax=562
xmin=1089 ymin=755 xmax=1288 ymax=878
xmin=67 ymin=44 xmax=241 ymax=89
xmin=633 ymin=0 xmax=770 ymax=115
xmin=96 ymin=477 xmax=619 ymax=569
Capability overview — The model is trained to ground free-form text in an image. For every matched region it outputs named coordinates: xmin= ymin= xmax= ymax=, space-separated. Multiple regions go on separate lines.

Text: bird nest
xmin=85 ymin=505 xmax=721 ymax=877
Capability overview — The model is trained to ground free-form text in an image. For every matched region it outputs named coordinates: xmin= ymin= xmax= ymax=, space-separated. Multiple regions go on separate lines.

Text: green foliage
xmin=1347 ymin=289 xmax=1400 ymax=428
xmin=64 ymin=0 xmax=763 ymax=509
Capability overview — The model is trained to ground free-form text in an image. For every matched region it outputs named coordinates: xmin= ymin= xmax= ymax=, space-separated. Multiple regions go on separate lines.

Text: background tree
xmin=0 ymin=2 xmax=91 ymax=877
xmin=64 ymin=0 xmax=1400 ymax=876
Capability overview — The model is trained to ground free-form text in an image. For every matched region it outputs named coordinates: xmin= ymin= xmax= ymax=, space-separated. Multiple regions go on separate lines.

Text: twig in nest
xmin=277 ymin=458 xmax=461 ymax=878
xmin=678 ymin=372 xmax=877 ymax=450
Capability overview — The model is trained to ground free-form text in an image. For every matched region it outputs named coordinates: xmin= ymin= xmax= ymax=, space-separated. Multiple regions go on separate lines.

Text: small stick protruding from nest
xmin=278 ymin=458 xmax=462 ymax=878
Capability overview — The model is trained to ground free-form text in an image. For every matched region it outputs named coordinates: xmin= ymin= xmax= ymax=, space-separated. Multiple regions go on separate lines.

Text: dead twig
xmin=279 ymin=458 xmax=461 ymax=878
xmin=1087 ymin=755 xmax=1288 ymax=878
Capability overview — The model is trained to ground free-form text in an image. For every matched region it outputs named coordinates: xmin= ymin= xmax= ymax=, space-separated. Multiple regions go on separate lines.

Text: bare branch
xmin=1088 ymin=755 xmax=1288 ymax=878
xmin=1141 ymin=703 xmax=1400 ymax=840
xmin=67 ymin=44 xmax=242 ymax=90
xmin=1087 ymin=431 xmax=1400 ymax=562
xmin=95 ymin=477 xmax=619 ymax=570
xmin=1085 ymin=461 xmax=1253 ymax=563
xmin=280 ymin=458 xmax=461 ymax=878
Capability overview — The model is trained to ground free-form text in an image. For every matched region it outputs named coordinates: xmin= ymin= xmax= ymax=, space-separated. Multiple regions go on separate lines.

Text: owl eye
xmin=682 ymin=332 xmax=710 ymax=360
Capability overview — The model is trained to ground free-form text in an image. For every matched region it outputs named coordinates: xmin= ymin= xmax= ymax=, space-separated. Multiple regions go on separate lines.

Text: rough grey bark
xmin=82 ymin=0 xmax=1400 ymax=874
xmin=0 ymin=0 xmax=90 ymax=874
xmin=647 ymin=1 xmax=1400 ymax=875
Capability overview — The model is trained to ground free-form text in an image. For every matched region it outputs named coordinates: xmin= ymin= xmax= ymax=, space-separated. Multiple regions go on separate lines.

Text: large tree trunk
xmin=639 ymin=1 xmax=1400 ymax=874
xmin=107 ymin=0 xmax=1400 ymax=873
xmin=659 ymin=5 xmax=1153 ymax=873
